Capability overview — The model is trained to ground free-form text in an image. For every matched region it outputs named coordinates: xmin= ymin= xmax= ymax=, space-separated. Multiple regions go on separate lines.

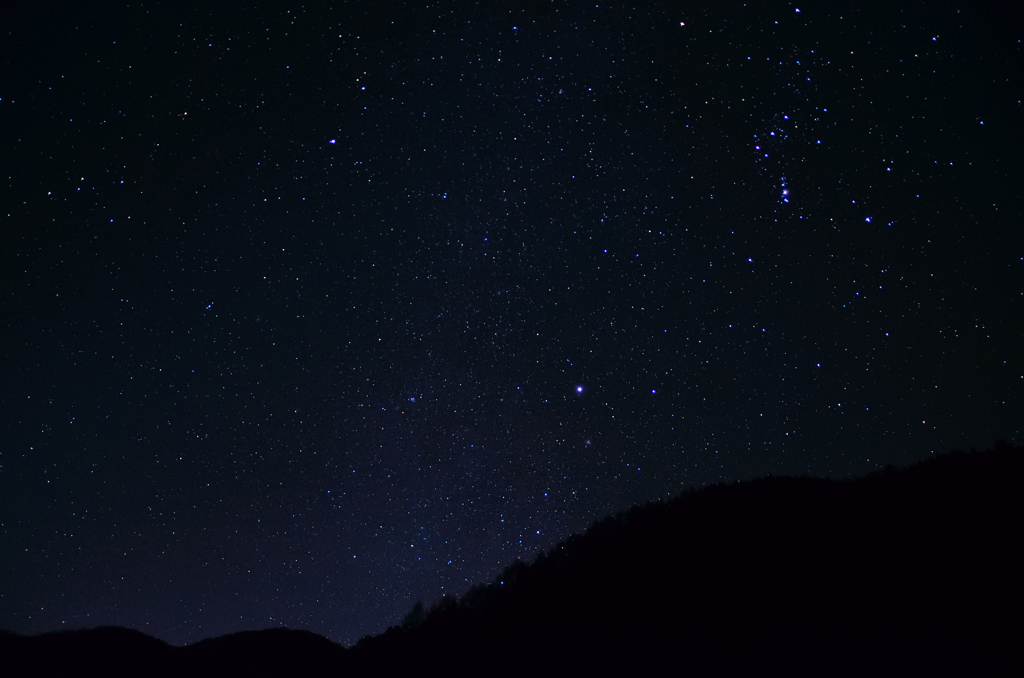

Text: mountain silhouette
xmin=3 ymin=444 xmax=1020 ymax=675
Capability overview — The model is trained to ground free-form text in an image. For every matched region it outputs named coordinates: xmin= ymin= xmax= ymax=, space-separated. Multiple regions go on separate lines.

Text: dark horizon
xmin=3 ymin=442 xmax=1018 ymax=650
xmin=2 ymin=0 xmax=1021 ymax=647
xmin=3 ymin=443 xmax=1020 ymax=676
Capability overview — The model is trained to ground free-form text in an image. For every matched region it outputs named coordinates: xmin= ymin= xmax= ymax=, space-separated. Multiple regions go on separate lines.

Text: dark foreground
xmin=4 ymin=445 xmax=1020 ymax=675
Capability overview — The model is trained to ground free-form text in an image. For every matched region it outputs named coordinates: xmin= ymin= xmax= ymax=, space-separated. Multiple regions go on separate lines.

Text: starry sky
xmin=2 ymin=0 xmax=1021 ymax=647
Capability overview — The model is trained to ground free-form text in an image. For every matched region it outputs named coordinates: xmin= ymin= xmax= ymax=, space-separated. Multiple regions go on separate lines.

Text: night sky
xmin=2 ymin=0 xmax=1021 ymax=647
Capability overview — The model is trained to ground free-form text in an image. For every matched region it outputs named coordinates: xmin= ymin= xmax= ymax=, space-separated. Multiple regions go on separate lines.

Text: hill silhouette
xmin=3 ymin=444 xmax=1020 ymax=675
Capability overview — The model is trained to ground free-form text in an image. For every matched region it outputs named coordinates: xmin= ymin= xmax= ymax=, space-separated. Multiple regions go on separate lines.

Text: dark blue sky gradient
xmin=1 ymin=0 xmax=1021 ymax=646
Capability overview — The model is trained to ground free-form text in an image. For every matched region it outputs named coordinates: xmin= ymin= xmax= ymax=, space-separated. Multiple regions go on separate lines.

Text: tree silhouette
xmin=2 ymin=445 xmax=1020 ymax=676
xmin=401 ymin=601 xmax=426 ymax=629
